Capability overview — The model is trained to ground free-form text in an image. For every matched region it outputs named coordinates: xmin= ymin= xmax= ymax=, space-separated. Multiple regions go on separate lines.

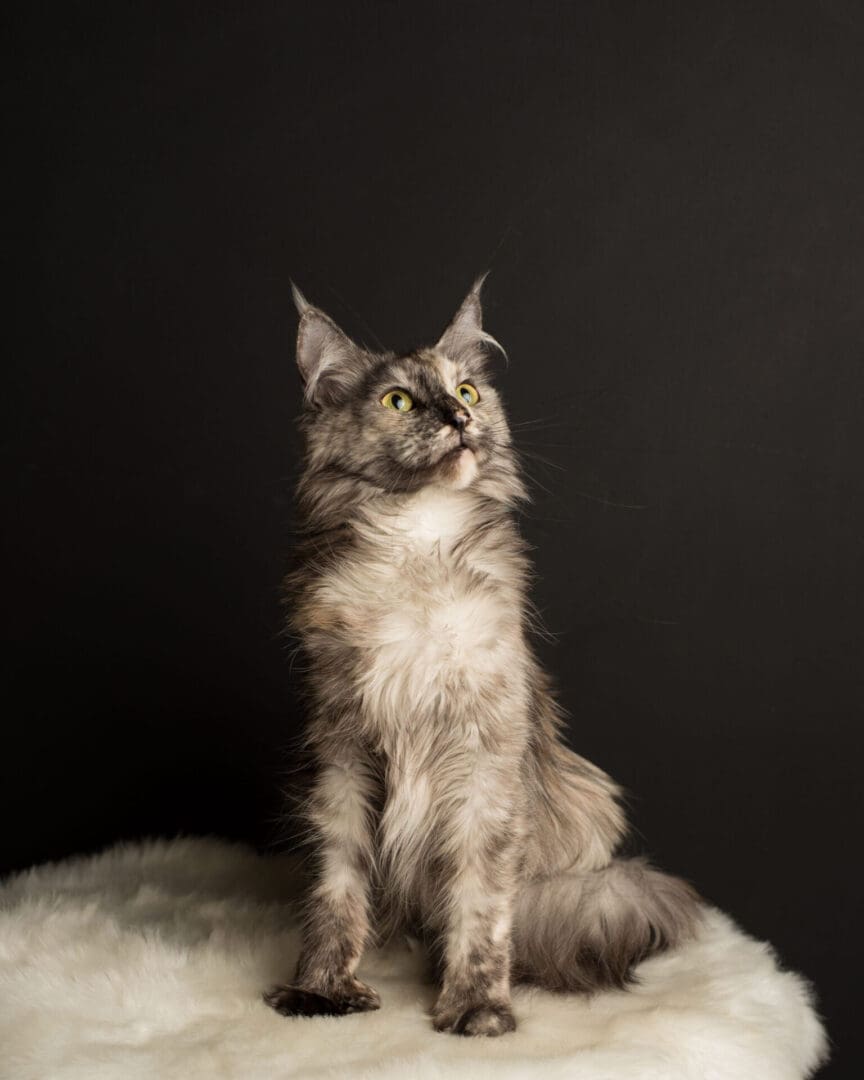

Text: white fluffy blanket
xmin=0 ymin=837 xmax=827 ymax=1079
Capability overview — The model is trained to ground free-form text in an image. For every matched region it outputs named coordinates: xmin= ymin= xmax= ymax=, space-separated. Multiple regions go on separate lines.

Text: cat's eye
xmin=381 ymin=389 xmax=414 ymax=412
xmin=456 ymin=382 xmax=479 ymax=406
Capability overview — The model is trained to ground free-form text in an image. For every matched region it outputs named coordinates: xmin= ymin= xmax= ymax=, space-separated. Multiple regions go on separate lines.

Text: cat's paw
xmin=335 ymin=977 xmax=382 ymax=1013
xmin=433 ymin=1000 xmax=516 ymax=1037
xmin=265 ymin=977 xmax=381 ymax=1017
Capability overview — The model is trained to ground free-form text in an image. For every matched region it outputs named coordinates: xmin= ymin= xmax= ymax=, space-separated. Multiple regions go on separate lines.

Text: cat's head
xmin=292 ymin=279 xmax=524 ymax=509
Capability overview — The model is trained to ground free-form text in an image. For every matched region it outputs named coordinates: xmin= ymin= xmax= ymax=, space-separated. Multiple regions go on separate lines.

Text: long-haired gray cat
xmin=266 ymin=279 xmax=702 ymax=1036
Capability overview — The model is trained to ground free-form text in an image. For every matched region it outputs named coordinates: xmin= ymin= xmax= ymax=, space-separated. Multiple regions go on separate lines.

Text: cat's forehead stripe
xmin=381 ymin=351 xmax=463 ymax=393
xmin=434 ymin=353 xmax=460 ymax=385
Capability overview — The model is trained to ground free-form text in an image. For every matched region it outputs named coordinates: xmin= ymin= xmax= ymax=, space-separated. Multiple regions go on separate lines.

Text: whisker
xmin=567 ymin=489 xmax=648 ymax=510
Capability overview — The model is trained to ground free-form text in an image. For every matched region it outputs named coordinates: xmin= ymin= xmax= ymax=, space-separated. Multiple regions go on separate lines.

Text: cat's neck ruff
xmin=356 ymin=485 xmax=484 ymax=556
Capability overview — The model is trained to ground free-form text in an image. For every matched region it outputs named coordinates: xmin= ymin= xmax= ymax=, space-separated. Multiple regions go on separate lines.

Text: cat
xmin=265 ymin=278 xmax=702 ymax=1036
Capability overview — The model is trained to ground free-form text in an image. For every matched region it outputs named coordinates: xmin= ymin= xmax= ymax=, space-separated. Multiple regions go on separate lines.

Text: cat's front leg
xmin=266 ymin=747 xmax=381 ymax=1018
xmin=431 ymin=769 xmax=523 ymax=1037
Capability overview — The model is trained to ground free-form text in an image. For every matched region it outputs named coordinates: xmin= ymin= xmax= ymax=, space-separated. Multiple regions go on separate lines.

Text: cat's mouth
xmin=432 ymin=441 xmax=479 ymax=489
xmin=439 ymin=439 xmax=476 ymax=461
xmin=455 ymin=426 xmax=477 ymax=450
xmin=434 ymin=440 xmax=478 ymax=477
xmin=425 ymin=429 xmax=482 ymax=484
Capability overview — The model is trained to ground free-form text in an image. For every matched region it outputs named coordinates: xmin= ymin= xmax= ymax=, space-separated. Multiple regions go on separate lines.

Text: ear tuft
xmin=436 ymin=273 xmax=506 ymax=364
xmin=291 ymin=282 xmax=311 ymax=316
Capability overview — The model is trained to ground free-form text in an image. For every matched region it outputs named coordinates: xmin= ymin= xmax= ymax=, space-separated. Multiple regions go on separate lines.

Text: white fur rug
xmin=0 ymin=838 xmax=827 ymax=1080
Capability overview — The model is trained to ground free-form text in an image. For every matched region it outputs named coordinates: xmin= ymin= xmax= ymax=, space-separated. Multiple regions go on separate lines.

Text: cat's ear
xmin=292 ymin=285 xmax=370 ymax=405
xmin=436 ymin=274 xmax=506 ymax=365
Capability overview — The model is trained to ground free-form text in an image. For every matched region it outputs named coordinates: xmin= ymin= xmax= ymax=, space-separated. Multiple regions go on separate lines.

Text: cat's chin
xmin=438 ymin=446 xmax=478 ymax=490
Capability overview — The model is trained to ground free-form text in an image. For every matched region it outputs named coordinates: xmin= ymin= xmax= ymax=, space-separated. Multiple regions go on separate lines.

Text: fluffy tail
xmin=512 ymin=857 xmax=703 ymax=992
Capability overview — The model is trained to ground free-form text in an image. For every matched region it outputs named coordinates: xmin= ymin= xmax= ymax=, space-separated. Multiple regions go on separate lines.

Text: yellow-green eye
xmin=381 ymin=389 xmax=414 ymax=412
xmin=456 ymin=382 xmax=479 ymax=406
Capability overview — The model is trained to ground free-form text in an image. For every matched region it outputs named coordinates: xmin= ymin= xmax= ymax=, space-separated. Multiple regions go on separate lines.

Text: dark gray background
xmin=5 ymin=2 xmax=861 ymax=1074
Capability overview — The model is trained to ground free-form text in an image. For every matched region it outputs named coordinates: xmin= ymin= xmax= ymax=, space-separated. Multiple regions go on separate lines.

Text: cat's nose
xmin=448 ymin=410 xmax=470 ymax=430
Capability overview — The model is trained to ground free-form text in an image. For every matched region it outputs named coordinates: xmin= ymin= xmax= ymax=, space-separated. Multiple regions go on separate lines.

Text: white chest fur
xmin=324 ymin=488 xmax=523 ymax=728
xmin=376 ymin=487 xmax=475 ymax=555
